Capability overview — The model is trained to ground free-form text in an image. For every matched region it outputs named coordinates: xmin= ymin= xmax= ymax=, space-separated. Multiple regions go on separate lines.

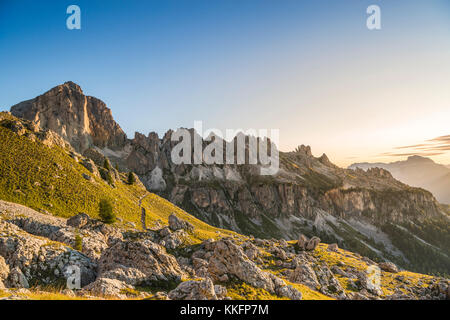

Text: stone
xmin=298 ymin=234 xmax=308 ymax=250
xmin=168 ymin=214 xmax=194 ymax=232
xmin=98 ymin=239 xmax=183 ymax=283
xmin=67 ymin=213 xmax=91 ymax=228
xmin=160 ymin=230 xmax=188 ymax=250
xmin=6 ymin=267 xmax=29 ymax=289
xmin=83 ymin=278 xmax=132 ymax=298
xmin=214 ymin=285 xmax=228 ymax=299
xmin=101 ymin=266 xmax=147 ymax=286
xmin=289 ymin=264 xmax=319 ymax=289
xmin=378 ymin=262 xmax=399 ymax=273
xmin=276 ymin=285 xmax=302 ymax=300
xmin=328 ymin=243 xmax=338 ymax=252
xmin=168 ymin=278 xmax=217 ymax=300
xmin=0 ymin=256 xmax=9 ymax=285
xmin=81 ymin=159 xmax=100 ymax=177
xmin=0 ymin=219 xmax=97 ymax=288
xmin=306 ymin=237 xmax=321 ymax=251
xmin=206 ymin=240 xmax=275 ymax=292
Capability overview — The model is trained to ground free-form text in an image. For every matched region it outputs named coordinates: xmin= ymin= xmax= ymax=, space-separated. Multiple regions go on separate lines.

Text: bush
xmin=127 ymin=172 xmax=136 ymax=185
xmin=74 ymin=232 xmax=83 ymax=251
xmin=103 ymin=159 xmax=111 ymax=171
xmin=105 ymin=171 xmax=114 ymax=185
xmin=99 ymin=199 xmax=116 ymax=224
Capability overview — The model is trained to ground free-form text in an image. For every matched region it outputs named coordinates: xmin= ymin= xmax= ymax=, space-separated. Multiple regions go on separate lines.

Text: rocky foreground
xmin=0 ymin=200 xmax=448 ymax=300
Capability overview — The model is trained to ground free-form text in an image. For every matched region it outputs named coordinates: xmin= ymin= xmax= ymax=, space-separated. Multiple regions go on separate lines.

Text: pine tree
xmin=74 ymin=232 xmax=83 ymax=251
xmin=127 ymin=172 xmax=136 ymax=185
xmin=103 ymin=159 xmax=111 ymax=171
xmin=106 ymin=171 xmax=114 ymax=185
xmin=99 ymin=199 xmax=116 ymax=224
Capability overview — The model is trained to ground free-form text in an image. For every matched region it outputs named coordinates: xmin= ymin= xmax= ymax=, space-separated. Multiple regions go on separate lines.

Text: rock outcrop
xmin=168 ymin=278 xmax=221 ymax=300
xmin=0 ymin=256 xmax=9 ymax=288
xmin=168 ymin=214 xmax=194 ymax=233
xmin=98 ymin=239 xmax=184 ymax=284
xmin=378 ymin=262 xmax=399 ymax=273
xmin=10 ymin=81 xmax=126 ymax=153
xmin=0 ymin=219 xmax=97 ymax=288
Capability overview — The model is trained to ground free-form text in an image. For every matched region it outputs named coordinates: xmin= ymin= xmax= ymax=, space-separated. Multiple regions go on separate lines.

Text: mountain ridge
xmin=349 ymin=156 xmax=450 ymax=204
xmin=7 ymin=82 xmax=450 ymax=276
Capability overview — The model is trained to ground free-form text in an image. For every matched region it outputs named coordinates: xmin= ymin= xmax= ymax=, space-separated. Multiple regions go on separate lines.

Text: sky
xmin=1 ymin=0 xmax=449 ymax=167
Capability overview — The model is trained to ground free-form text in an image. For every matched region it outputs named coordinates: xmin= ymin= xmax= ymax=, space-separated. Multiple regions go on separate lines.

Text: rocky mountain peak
xmin=295 ymin=144 xmax=312 ymax=157
xmin=318 ymin=153 xmax=333 ymax=167
xmin=10 ymin=82 xmax=127 ymax=154
xmin=62 ymin=81 xmax=83 ymax=93
xmin=366 ymin=167 xmax=394 ymax=179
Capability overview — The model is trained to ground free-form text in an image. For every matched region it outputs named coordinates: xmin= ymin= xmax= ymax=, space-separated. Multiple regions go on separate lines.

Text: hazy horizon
xmin=1 ymin=0 xmax=449 ymax=167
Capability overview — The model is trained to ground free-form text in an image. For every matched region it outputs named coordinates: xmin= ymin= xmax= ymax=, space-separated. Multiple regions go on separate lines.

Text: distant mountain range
xmin=349 ymin=156 xmax=450 ymax=204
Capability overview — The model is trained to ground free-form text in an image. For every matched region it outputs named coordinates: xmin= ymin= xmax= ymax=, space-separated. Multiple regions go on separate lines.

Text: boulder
xmin=67 ymin=213 xmax=91 ymax=229
xmin=101 ymin=266 xmax=147 ymax=286
xmin=98 ymin=239 xmax=183 ymax=283
xmin=83 ymin=277 xmax=132 ymax=298
xmin=289 ymin=264 xmax=319 ymax=289
xmin=214 ymin=285 xmax=228 ymax=299
xmin=298 ymin=234 xmax=308 ymax=250
xmin=6 ymin=267 xmax=29 ymax=289
xmin=81 ymin=159 xmax=100 ymax=177
xmin=0 ymin=256 xmax=9 ymax=286
xmin=378 ymin=262 xmax=399 ymax=273
xmin=306 ymin=237 xmax=321 ymax=251
xmin=242 ymin=242 xmax=259 ymax=260
xmin=328 ymin=243 xmax=339 ymax=252
xmin=168 ymin=214 xmax=194 ymax=232
xmin=276 ymin=284 xmax=302 ymax=300
xmin=358 ymin=271 xmax=383 ymax=296
xmin=0 ymin=220 xmax=97 ymax=288
xmin=160 ymin=229 xmax=188 ymax=250
xmin=168 ymin=278 xmax=218 ymax=300
xmin=205 ymin=239 xmax=303 ymax=299
xmin=207 ymin=240 xmax=275 ymax=292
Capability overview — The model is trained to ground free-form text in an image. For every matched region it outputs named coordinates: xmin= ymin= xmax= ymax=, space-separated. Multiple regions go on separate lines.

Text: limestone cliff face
xmin=10 ymin=81 xmax=126 ymax=153
xmin=118 ymin=129 xmax=444 ymax=238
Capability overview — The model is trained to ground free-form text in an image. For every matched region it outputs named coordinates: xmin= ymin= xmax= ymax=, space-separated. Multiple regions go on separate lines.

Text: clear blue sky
xmin=1 ymin=0 xmax=449 ymax=166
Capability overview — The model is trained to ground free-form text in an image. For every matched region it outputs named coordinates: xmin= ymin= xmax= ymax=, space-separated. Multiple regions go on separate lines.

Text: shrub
xmin=103 ymin=159 xmax=111 ymax=171
xmin=105 ymin=171 xmax=114 ymax=185
xmin=99 ymin=198 xmax=116 ymax=224
xmin=127 ymin=172 xmax=136 ymax=185
xmin=74 ymin=232 xmax=83 ymax=251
